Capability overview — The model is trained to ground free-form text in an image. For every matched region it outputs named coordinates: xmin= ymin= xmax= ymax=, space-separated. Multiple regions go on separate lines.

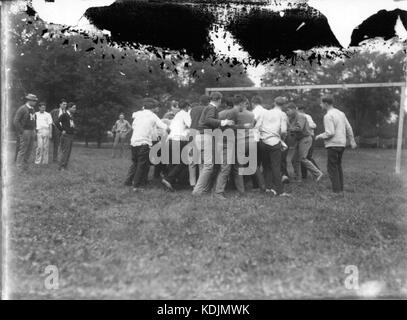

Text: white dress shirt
xmin=168 ymin=109 xmax=191 ymax=141
xmin=35 ymin=111 xmax=53 ymax=130
xmin=256 ymin=106 xmax=287 ymax=146
xmin=304 ymin=113 xmax=316 ymax=136
xmin=252 ymin=104 xmax=266 ymax=142
xmin=130 ymin=109 xmax=168 ymax=147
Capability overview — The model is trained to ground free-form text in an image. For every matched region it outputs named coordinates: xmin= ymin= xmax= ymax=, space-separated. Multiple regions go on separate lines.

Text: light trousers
xmin=35 ymin=129 xmax=50 ymax=165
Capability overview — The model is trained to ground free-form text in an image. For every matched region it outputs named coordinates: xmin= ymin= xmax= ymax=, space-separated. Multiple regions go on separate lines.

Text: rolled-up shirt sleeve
xmin=306 ymin=115 xmax=317 ymax=129
xmin=184 ymin=112 xmax=192 ymax=128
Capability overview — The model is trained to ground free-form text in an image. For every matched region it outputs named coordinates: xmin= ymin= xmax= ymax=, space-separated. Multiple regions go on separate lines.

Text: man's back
xmin=190 ymin=104 xmax=205 ymax=130
xmin=323 ymin=107 xmax=354 ymax=148
xmin=291 ymin=112 xmax=312 ymax=140
xmin=131 ymin=109 xmax=167 ymax=146
xmin=198 ymin=104 xmax=221 ymax=131
xmin=258 ymin=108 xmax=286 ymax=146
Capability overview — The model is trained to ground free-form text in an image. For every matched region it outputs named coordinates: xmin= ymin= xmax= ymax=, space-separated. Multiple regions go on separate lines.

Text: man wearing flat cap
xmin=13 ymin=94 xmax=38 ymax=172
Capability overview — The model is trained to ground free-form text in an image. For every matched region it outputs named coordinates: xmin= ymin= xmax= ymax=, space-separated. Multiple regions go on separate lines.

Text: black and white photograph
xmin=1 ymin=0 xmax=407 ymax=302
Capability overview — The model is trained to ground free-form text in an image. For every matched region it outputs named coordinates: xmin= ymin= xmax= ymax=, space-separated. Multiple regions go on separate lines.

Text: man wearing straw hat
xmin=13 ymin=93 xmax=38 ymax=172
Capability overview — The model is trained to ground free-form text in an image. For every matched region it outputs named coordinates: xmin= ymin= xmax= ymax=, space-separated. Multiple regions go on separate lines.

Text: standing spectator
xmin=14 ymin=93 xmax=38 ymax=172
xmin=301 ymin=107 xmax=320 ymax=179
xmin=111 ymin=113 xmax=131 ymax=158
xmin=34 ymin=102 xmax=53 ymax=165
xmin=55 ymin=102 xmax=77 ymax=171
xmin=125 ymin=104 xmax=168 ymax=191
xmin=316 ymin=94 xmax=357 ymax=193
xmin=192 ymin=92 xmax=234 ymax=197
xmin=50 ymin=99 xmax=67 ymax=163
xmin=256 ymin=96 xmax=289 ymax=196
xmin=161 ymin=100 xmax=192 ymax=190
xmin=286 ymin=103 xmax=323 ymax=182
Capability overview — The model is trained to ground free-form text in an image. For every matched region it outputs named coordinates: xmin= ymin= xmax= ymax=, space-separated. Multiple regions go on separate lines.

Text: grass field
xmin=5 ymin=144 xmax=407 ymax=299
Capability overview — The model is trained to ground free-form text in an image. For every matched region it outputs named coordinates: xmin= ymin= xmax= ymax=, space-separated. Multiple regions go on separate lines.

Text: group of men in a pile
xmin=123 ymin=92 xmax=357 ymax=198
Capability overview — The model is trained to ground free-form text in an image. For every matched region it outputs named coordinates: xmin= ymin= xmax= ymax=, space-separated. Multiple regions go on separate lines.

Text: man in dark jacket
xmin=286 ymin=103 xmax=323 ymax=182
xmin=192 ymin=92 xmax=234 ymax=196
xmin=14 ymin=94 xmax=38 ymax=172
xmin=55 ymin=102 xmax=77 ymax=170
xmin=188 ymin=94 xmax=210 ymax=187
xmin=50 ymin=99 xmax=67 ymax=163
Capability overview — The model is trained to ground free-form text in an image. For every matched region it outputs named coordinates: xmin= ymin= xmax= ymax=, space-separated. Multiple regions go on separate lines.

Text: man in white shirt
xmin=35 ymin=102 xmax=53 ymax=165
xmin=250 ymin=95 xmax=267 ymax=191
xmin=161 ymin=100 xmax=192 ymax=190
xmin=316 ymin=94 xmax=357 ymax=193
xmin=125 ymin=104 xmax=168 ymax=191
xmin=256 ymin=96 xmax=289 ymax=196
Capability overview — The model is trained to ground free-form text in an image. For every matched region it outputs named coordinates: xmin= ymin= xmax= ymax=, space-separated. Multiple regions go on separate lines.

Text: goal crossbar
xmin=205 ymin=82 xmax=406 ymax=174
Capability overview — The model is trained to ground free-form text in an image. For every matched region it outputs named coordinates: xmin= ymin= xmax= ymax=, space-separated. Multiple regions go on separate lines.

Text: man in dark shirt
xmin=14 ymin=93 xmax=38 ymax=172
xmin=55 ymin=102 xmax=77 ymax=170
xmin=50 ymin=99 xmax=67 ymax=162
xmin=192 ymin=92 xmax=234 ymax=196
xmin=188 ymin=95 xmax=210 ymax=187
xmin=212 ymin=96 xmax=240 ymax=198
xmin=286 ymin=103 xmax=323 ymax=182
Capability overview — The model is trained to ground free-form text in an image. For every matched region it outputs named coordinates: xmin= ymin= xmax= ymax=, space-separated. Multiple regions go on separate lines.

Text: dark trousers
xmin=301 ymin=137 xmax=319 ymax=178
xmin=281 ymin=146 xmax=289 ymax=177
xmin=327 ymin=147 xmax=345 ymax=193
xmin=59 ymin=133 xmax=74 ymax=169
xmin=16 ymin=130 xmax=35 ymax=170
xmin=166 ymin=139 xmax=189 ymax=185
xmin=260 ymin=141 xmax=283 ymax=194
xmin=52 ymin=128 xmax=61 ymax=162
xmin=125 ymin=144 xmax=151 ymax=187
xmin=14 ymin=134 xmax=20 ymax=162
xmin=152 ymin=140 xmax=167 ymax=178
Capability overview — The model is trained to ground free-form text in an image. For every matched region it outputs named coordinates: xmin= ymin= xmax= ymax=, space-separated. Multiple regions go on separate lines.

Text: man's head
xmin=223 ymin=97 xmax=234 ymax=110
xmin=199 ymin=94 xmax=211 ymax=107
xmin=25 ymin=93 xmax=38 ymax=107
xmin=67 ymin=102 xmax=77 ymax=114
xmin=119 ymin=113 xmax=125 ymax=120
xmin=178 ymin=100 xmax=190 ymax=111
xmin=209 ymin=91 xmax=223 ymax=108
xmin=251 ymin=95 xmax=263 ymax=107
xmin=320 ymin=94 xmax=334 ymax=110
xmin=296 ymin=105 xmax=306 ymax=113
xmin=60 ymin=99 xmax=67 ymax=110
xmin=285 ymin=102 xmax=297 ymax=118
xmin=274 ymin=96 xmax=287 ymax=108
xmin=38 ymin=102 xmax=46 ymax=112
xmin=233 ymin=94 xmax=249 ymax=111
xmin=170 ymin=100 xmax=180 ymax=114
xmin=143 ymin=102 xmax=160 ymax=114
